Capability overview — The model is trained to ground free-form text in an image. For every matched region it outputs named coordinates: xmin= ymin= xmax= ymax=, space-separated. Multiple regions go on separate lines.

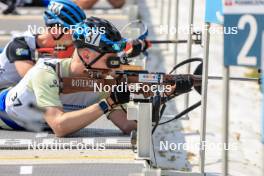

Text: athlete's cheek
xmin=79 ymin=50 xmax=90 ymax=61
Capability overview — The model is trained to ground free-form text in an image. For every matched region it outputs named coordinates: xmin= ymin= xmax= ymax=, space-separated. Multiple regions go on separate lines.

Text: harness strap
xmin=44 ymin=61 xmax=63 ymax=93
xmin=55 ymin=62 xmax=63 ymax=93
xmin=44 ymin=62 xmax=56 ymax=70
xmin=77 ymin=51 xmax=105 ymax=69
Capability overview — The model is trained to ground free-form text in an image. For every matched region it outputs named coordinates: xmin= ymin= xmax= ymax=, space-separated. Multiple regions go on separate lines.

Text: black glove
xmin=174 ymin=75 xmax=194 ymax=95
xmin=127 ymin=39 xmax=150 ymax=58
xmin=110 ymin=83 xmax=130 ymax=105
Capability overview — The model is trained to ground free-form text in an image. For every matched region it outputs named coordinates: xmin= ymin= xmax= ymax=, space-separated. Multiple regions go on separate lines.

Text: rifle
xmin=59 ymin=58 xmax=202 ymax=125
xmin=61 ymin=57 xmax=203 ymax=95
xmin=61 ymin=69 xmax=202 ymax=97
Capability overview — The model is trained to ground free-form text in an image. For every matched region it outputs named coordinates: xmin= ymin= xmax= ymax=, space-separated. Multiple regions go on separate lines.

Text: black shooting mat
xmin=0 ymin=163 xmax=145 ymax=176
xmin=0 ymin=117 xmax=132 ymax=149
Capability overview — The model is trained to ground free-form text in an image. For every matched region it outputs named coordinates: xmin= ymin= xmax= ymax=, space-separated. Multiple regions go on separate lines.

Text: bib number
xmin=237 ymin=15 xmax=258 ymax=66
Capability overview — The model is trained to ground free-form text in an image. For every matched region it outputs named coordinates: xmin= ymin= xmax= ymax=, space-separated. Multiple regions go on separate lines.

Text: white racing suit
xmin=0 ymin=32 xmax=98 ymax=116
xmin=0 ymin=58 xmax=106 ymax=131
xmin=0 ymin=32 xmax=37 ymax=89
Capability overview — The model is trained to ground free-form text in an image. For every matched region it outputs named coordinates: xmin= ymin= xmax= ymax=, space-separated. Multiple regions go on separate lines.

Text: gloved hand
xmin=172 ymin=75 xmax=194 ymax=96
xmin=109 ymin=83 xmax=130 ymax=106
xmin=126 ymin=39 xmax=151 ymax=58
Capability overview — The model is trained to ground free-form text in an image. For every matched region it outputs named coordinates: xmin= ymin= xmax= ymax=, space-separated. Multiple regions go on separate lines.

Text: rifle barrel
xmin=191 ymin=75 xmax=258 ymax=87
xmin=208 ymin=76 xmax=258 ymax=82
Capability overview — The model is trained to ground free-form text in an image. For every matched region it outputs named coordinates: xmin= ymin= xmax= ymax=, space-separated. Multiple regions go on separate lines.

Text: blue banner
xmin=205 ymin=0 xmax=223 ymax=24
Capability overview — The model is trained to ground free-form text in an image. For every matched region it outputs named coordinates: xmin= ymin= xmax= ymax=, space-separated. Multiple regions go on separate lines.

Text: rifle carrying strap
xmin=55 ymin=62 xmax=64 ymax=93
xmin=44 ymin=61 xmax=63 ymax=93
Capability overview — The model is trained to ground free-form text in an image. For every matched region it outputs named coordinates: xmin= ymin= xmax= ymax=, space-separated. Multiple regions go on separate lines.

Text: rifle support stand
xmin=127 ymin=102 xmax=153 ymax=160
xmin=127 ymin=101 xmax=205 ymax=176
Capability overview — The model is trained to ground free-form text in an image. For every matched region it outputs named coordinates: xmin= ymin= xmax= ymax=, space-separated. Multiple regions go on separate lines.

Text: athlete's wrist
xmin=98 ymin=99 xmax=113 ymax=114
xmin=106 ymin=97 xmax=116 ymax=109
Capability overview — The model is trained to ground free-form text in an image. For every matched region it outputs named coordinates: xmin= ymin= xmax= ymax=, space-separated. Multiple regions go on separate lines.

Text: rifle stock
xmin=61 ymin=71 xmax=202 ymax=97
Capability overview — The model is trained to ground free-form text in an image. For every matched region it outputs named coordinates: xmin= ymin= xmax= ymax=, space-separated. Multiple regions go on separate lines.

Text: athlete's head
xmin=40 ymin=0 xmax=86 ymax=57
xmin=72 ymin=16 xmax=127 ymax=70
xmin=44 ymin=0 xmax=86 ymax=41
xmin=44 ymin=0 xmax=86 ymax=29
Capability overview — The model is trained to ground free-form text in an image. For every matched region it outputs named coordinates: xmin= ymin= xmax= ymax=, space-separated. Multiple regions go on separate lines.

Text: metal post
xmin=166 ymin=0 xmax=172 ymax=51
xmin=183 ymin=0 xmax=195 ymax=119
xmin=199 ymin=23 xmax=210 ymax=174
xmin=261 ymin=32 xmax=264 ymax=176
xmin=262 ymin=88 xmax=264 ymax=176
xmin=222 ymin=66 xmax=230 ymax=176
xmin=262 ymin=147 xmax=264 ymax=176
xmin=174 ymin=0 xmax=179 ymax=65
